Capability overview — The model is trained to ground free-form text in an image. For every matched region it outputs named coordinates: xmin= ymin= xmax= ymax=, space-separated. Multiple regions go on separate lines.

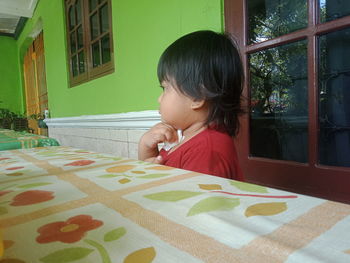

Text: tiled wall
xmin=48 ymin=127 xmax=146 ymax=159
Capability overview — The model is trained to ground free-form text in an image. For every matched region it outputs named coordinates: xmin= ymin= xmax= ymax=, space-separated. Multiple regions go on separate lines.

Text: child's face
xmin=158 ymin=80 xmax=195 ymax=130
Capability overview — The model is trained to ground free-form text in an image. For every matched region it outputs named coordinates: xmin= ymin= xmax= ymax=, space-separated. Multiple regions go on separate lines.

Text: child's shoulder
xmin=191 ymin=127 xmax=234 ymax=147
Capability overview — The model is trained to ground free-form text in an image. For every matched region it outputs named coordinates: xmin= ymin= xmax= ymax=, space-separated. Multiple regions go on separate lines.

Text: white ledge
xmin=44 ymin=110 xmax=161 ymax=129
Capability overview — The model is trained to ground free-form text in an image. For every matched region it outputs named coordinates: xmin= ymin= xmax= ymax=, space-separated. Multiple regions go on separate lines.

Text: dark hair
xmin=157 ymin=30 xmax=244 ymax=136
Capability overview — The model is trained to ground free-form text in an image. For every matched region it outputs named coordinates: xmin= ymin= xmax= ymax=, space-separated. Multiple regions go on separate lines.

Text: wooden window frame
xmin=64 ymin=0 xmax=114 ymax=87
xmin=225 ymin=0 xmax=350 ymax=203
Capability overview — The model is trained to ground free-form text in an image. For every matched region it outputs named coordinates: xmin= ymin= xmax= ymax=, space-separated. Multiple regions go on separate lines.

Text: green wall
xmin=0 ymin=36 xmax=22 ymax=114
xmin=16 ymin=0 xmax=223 ymax=118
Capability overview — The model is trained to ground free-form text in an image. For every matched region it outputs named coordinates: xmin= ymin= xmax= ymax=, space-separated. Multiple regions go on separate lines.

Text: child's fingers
xmin=156 ymin=123 xmax=178 ymax=142
xmin=153 ymin=155 xmax=164 ymax=164
xmin=144 ymin=155 xmax=164 ymax=164
xmin=162 ymin=128 xmax=178 ymax=143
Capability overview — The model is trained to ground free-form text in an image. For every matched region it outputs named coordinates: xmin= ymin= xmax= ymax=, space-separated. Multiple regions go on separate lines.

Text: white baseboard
xmin=44 ymin=110 xmax=161 ymax=129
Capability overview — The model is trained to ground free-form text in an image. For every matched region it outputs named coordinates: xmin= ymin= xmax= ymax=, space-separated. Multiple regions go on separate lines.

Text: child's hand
xmin=138 ymin=122 xmax=178 ymax=161
xmin=144 ymin=155 xmax=164 ymax=164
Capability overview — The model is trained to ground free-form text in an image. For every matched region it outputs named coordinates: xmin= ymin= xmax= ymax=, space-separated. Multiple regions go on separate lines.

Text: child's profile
xmin=138 ymin=30 xmax=244 ymax=181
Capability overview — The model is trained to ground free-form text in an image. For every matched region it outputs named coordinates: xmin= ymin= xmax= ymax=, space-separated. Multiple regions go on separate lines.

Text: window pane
xmin=77 ymin=26 xmax=84 ymax=50
xmin=78 ymin=51 xmax=85 ymax=74
xmin=249 ymin=40 xmax=308 ymax=162
xmin=72 ymin=55 xmax=78 ymax=77
xmin=69 ymin=6 xmax=76 ymax=30
xmin=319 ymin=28 xmax=350 ymax=167
xmin=320 ymin=0 xmax=350 ymax=23
xmin=101 ymin=35 xmax=110 ymax=64
xmin=70 ymin=32 xmax=77 ymax=54
xmin=100 ymin=4 xmax=109 ymax=33
xmin=248 ymin=0 xmax=307 ymax=44
xmin=89 ymin=0 xmax=98 ymax=12
xmin=76 ymin=0 xmax=82 ymax=24
xmin=92 ymin=41 xmax=101 ymax=67
xmin=90 ymin=12 xmax=99 ymax=40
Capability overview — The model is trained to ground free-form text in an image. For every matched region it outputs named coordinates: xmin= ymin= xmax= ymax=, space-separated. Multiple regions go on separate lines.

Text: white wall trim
xmin=44 ymin=110 xmax=161 ymax=130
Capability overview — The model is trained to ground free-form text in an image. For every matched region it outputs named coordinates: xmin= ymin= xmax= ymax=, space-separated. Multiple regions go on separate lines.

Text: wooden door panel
xmin=23 ymin=32 xmax=48 ymax=136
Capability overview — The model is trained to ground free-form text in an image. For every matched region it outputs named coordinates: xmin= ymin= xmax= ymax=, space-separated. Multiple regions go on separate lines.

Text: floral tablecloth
xmin=0 ymin=129 xmax=59 ymax=151
xmin=1 ymin=146 xmax=350 ymax=263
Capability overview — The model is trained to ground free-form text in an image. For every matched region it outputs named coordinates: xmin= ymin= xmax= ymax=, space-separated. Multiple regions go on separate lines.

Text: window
xmin=64 ymin=0 xmax=114 ymax=86
xmin=225 ymin=0 xmax=350 ymax=203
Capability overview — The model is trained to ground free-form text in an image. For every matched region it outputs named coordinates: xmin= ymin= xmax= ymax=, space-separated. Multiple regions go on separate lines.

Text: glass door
xmin=225 ymin=0 xmax=350 ymax=203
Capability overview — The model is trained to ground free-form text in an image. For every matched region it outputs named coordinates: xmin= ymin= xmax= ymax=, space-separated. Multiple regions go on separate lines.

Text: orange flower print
xmin=10 ymin=190 xmax=54 ymax=206
xmin=36 ymin=215 xmax=103 ymax=244
xmin=64 ymin=160 xmax=95 ymax=166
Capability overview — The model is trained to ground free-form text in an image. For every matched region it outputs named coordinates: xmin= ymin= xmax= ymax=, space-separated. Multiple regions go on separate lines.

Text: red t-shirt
xmin=159 ymin=127 xmax=244 ymax=181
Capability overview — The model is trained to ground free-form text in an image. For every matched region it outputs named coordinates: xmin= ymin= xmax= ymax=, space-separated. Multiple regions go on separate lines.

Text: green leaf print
xmin=144 ymin=191 xmax=203 ymax=202
xmin=230 ymin=181 xmax=268 ymax=193
xmin=98 ymin=174 xmax=124 ymax=178
xmin=40 ymin=247 xmax=94 ymax=263
xmin=187 ymin=196 xmax=240 ymax=216
xmin=137 ymin=173 xmax=171 ymax=179
xmin=104 ymin=227 xmax=127 ymax=242
xmin=17 ymin=183 xmax=52 ymax=189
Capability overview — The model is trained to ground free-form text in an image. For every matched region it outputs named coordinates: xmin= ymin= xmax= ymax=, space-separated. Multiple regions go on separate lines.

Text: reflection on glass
xmin=89 ymin=0 xmax=98 ymax=12
xmin=100 ymin=4 xmax=109 ymax=33
xmin=70 ymin=32 xmax=76 ymax=54
xmin=69 ymin=6 xmax=76 ymax=30
xmin=78 ymin=51 xmax=85 ymax=74
xmin=72 ymin=55 xmax=78 ymax=76
xmin=90 ymin=12 xmax=99 ymax=40
xmin=77 ymin=26 xmax=83 ymax=50
xmin=76 ymin=0 xmax=82 ymax=24
xmin=249 ymin=40 xmax=308 ymax=162
xmin=319 ymin=28 xmax=350 ymax=167
xmin=319 ymin=0 xmax=350 ymax=23
xmin=92 ymin=41 xmax=100 ymax=67
xmin=248 ymin=0 xmax=307 ymax=44
xmin=101 ymin=35 xmax=110 ymax=63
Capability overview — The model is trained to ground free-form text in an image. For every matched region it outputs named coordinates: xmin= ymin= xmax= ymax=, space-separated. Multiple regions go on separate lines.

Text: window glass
xmin=70 ymin=32 xmax=77 ymax=53
xmin=76 ymin=0 xmax=82 ymax=24
xmin=101 ymin=35 xmax=110 ymax=63
xmin=78 ymin=51 xmax=85 ymax=73
xmin=92 ymin=41 xmax=101 ymax=67
xmin=72 ymin=55 xmax=78 ymax=76
xmin=319 ymin=27 xmax=350 ymax=167
xmin=69 ymin=6 xmax=76 ymax=30
xmin=248 ymin=0 xmax=307 ymax=44
xmin=100 ymin=4 xmax=109 ymax=33
xmin=249 ymin=40 xmax=308 ymax=162
xmin=320 ymin=0 xmax=350 ymax=23
xmin=89 ymin=0 xmax=98 ymax=12
xmin=90 ymin=12 xmax=99 ymax=40
xmin=77 ymin=26 xmax=84 ymax=49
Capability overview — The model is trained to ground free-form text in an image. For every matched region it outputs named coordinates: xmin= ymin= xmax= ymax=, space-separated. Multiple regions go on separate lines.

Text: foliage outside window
xmin=64 ymin=0 xmax=114 ymax=86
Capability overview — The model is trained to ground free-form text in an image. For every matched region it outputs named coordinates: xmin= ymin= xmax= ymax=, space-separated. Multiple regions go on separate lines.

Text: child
xmin=138 ymin=30 xmax=244 ymax=181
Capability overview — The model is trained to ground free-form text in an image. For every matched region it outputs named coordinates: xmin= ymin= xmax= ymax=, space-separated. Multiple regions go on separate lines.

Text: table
xmin=0 ymin=129 xmax=59 ymax=151
xmin=1 ymin=146 xmax=350 ymax=262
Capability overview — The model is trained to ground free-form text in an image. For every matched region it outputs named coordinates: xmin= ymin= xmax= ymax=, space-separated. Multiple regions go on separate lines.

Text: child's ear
xmin=191 ymin=99 xmax=206 ymax=110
